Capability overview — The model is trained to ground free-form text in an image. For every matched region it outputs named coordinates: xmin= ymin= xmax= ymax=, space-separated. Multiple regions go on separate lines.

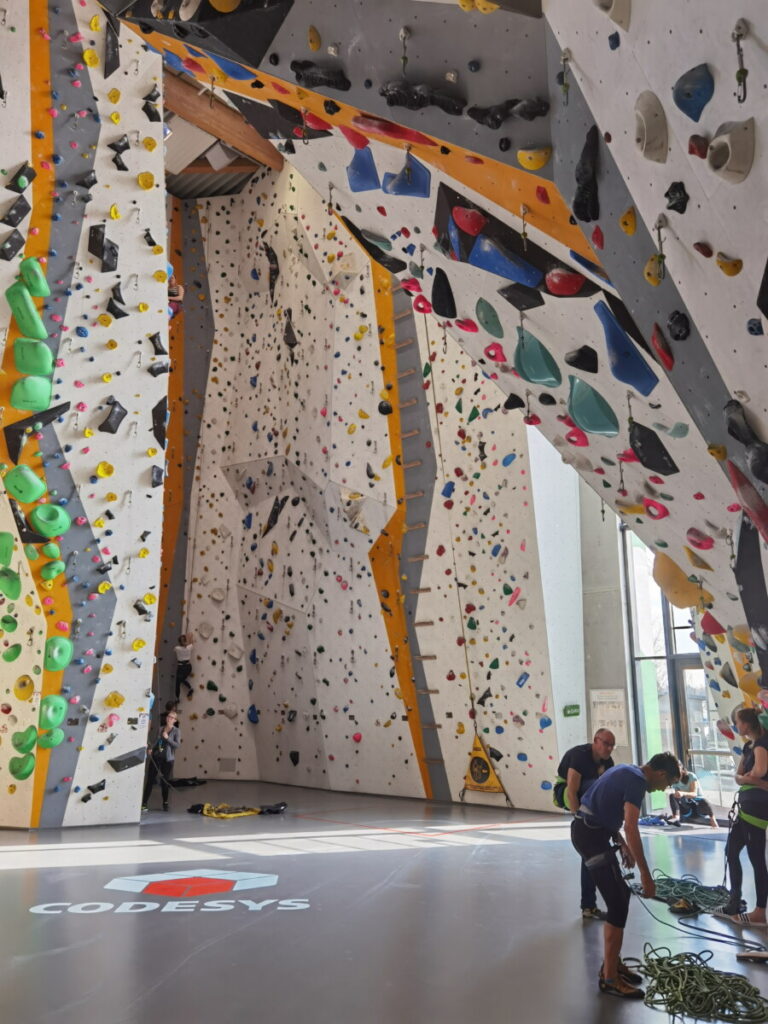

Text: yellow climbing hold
xmin=708 ymin=444 xmax=727 ymax=461
xmin=101 ymin=373 xmax=113 ymax=384
xmin=615 ymin=501 xmax=646 ymax=515
xmin=138 ymin=547 xmax=149 ymax=558
xmin=208 ymin=0 xmax=242 ymax=11
xmin=643 ymin=254 xmax=663 ymax=286
xmin=151 ymin=245 xmax=164 ymax=256
xmin=97 ymin=314 xmax=112 ymax=327
xmin=105 ymin=492 xmax=118 ymax=502
xmin=143 ymin=137 xmax=157 ymax=152
xmin=101 ymin=663 xmax=113 ymax=674
xmin=740 ymin=671 xmax=762 ymax=701
xmin=716 ymin=252 xmax=743 ymax=276
xmin=93 ymin=517 xmax=105 ymax=528
xmin=517 ymin=147 xmax=552 ymax=171
xmin=104 ymin=691 xmax=125 ymax=708
xmin=137 ymin=172 xmax=155 ymax=191
xmin=107 ymin=88 xmax=121 ymax=104
xmin=308 ymin=25 xmax=321 ymax=51
xmin=96 ymin=461 xmax=114 ymax=478
xmin=106 ymin=339 xmax=118 ymax=350
xmin=619 ymin=206 xmax=636 ymax=235
xmin=14 ymin=675 xmax=35 ymax=701
xmin=347 ymin=424 xmax=357 ymax=434
xmin=143 ymin=593 xmax=157 ymax=605
xmin=153 ymin=270 xmax=168 ymax=283
xmin=83 ymin=48 xmax=99 ymax=67
xmin=138 ymin=303 xmax=149 ymax=312
xmin=146 ymin=447 xmax=158 ymax=457
xmin=684 ymin=546 xmax=713 ymax=572
xmin=109 ymin=203 xmax=121 ymax=220
xmin=89 ymin=14 xmax=100 ymax=30
xmin=83 ymin=428 xmax=94 ymax=438
xmin=456 ymin=722 xmax=465 ymax=735
xmin=97 ymin=581 xmax=112 ymax=595
xmin=109 ymin=111 xmax=121 ymax=125
xmin=652 ymin=552 xmax=712 ymax=610
xmin=132 ymin=638 xmax=146 ymax=651
xmin=358 ymin=409 xmax=369 ymax=419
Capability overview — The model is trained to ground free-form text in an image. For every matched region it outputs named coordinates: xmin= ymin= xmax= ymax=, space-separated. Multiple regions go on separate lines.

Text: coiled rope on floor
xmin=623 ymin=945 xmax=768 ymax=1023
xmin=652 ymin=869 xmax=731 ymax=913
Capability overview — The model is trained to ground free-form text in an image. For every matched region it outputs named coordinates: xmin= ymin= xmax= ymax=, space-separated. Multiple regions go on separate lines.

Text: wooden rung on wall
xmin=404 ymin=522 xmax=426 ymax=531
xmin=406 ymin=555 xmax=429 ymax=562
xmin=402 ymin=460 xmax=422 ymax=469
xmin=397 ymin=368 xmax=417 ymax=380
xmin=413 ymin=654 xmax=437 ymax=661
xmin=414 ymin=619 xmax=434 ymax=626
xmin=399 ymin=398 xmax=418 ymax=410
xmin=409 ymin=587 xmax=431 ymax=594
xmin=394 ymin=309 xmax=412 ymax=322
xmin=404 ymin=491 xmax=425 ymax=500
xmin=401 ymin=429 xmax=420 ymax=439
xmin=395 ymin=338 xmax=415 ymax=350
xmin=416 ymin=688 xmax=440 ymax=694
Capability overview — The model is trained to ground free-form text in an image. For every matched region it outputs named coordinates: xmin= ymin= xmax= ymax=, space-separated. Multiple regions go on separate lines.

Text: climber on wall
xmin=174 ymin=632 xmax=194 ymax=701
xmin=571 ymin=752 xmax=681 ymax=999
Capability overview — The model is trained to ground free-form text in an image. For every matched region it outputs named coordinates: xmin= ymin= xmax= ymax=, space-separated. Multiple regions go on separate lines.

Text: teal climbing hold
xmin=29 ymin=504 xmax=71 ymax=538
xmin=5 ymin=282 xmax=47 ymax=340
xmin=4 ymin=464 xmax=46 ymax=503
xmin=14 ymin=338 xmax=54 ymax=376
xmin=11 ymin=375 xmax=52 ymax=413
xmin=513 ymin=326 xmax=562 ymax=387
xmin=475 ymin=297 xmax=504 ymax=338
xmin=19 ymin=257 xmax=51 ymax=298
xmin=567 ymin=375 xmax=620 ymax=436
xmin=39 ymin=693 xmax=68 ymax=728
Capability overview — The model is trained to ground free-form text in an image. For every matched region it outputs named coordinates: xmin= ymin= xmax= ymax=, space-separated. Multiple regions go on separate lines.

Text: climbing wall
xmin=0 ymin=0 xmax=167 ymax=828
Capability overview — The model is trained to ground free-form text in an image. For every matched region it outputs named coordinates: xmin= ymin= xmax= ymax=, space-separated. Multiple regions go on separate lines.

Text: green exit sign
xmin=563 ymin=704 xmax=581 ymax=718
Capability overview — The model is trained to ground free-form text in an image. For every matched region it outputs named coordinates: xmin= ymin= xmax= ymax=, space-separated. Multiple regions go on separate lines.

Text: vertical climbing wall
xmin=0 ymin=0 xmax=167 ymax=828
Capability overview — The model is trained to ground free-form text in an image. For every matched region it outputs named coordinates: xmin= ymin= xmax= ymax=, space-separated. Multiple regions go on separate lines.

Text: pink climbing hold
xmin=726 ymin=460 xmax=768 ymax=544
xmin=182 ymin=57 xmax=206 ymax=74
xmin=413 ymin=294 xmax=432 ymax=314
xmin=523 ymin=412 xmax=541 ymax=426
xmin=400 ymin=277 xmax=422 ymax=294
xmin=338 ymin=125 xmax=369 ymax=149
xmin=642 ymin=498 xmax=669 ymax=520
xmin=352 ymin=733 xmax=362 ymax=743
xmin=617 ymin=449 xmax=640 ymax=464
xmin=451 ymin=206 xmax=487 ymax=236
xmin=483 ymin=342 xmax=507 ymax=363
xmin=455 ymin=318 xmax=478 ymax=333
xmin=651 ymin=323 xmax=674 ymax=371
xmin=686 ymin=526 xmax=714 ymax=550
xmin=507 ymin=587 xmax=521 ymax=606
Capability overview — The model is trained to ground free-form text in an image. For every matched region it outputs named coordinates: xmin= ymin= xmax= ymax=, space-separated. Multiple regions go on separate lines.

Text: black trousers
xmin=669 ymin=794 xmax=714 ymax=819
xmin=571 ymin=816 xmax=631 ymax=928
xmin=727 ymin=817 xmax=768 ymax=910
xmin=175 ymin=661 xmax=192 ymax=700
xmin=143 ymin=756 xmax=174 ymax=806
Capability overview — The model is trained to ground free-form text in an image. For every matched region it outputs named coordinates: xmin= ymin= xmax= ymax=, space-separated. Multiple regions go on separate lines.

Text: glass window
xmin=683 ymin=666 xmax=736 ymax=809
xmin=627 ymin=534 xmax=666 ymax=658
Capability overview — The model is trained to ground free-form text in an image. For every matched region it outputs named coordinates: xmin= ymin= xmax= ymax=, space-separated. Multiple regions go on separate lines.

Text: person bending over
xmin=668 ymin=768 xmax=717 ymax=828
xmin=555 ymin=729 xmax=616 ymax=920
xmin=142 ymin=709 xmax=180 ymax=812
xmin=718 ymin=707 xmax=768 ymax=925
xmin=571 ymin=752 xmax=681 ymax=999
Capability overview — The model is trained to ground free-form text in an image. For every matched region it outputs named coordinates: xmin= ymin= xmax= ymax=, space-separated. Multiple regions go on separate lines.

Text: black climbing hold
xmin=289 ymin=751 xmax=299 ymax=766
xmin=378 ymin=400 xmax=393 ymax=415
xmin=147 ymin=361 xmax=170 ymax=377
xmin=499 ymin=137 xmax=511 ymax=152
xmin=477 ymin=686 xmax=492 ymax=706
xmin=1 ymin=195 xmax=31 ymax=227
xmin=468 ymin=60 xmax=481 ymax=73
xmin=143 ymin=85 xmax=160 ymax=103
xmin=667 ymin=310 xmax=690 ymax=340
xmin=565 ymin=345 xmax=599 ymax=373
xmin=7 ymin=162 xmax=36 ymax=193
xmin=142 ymin=100 xmax=161 ymax=123
xmin=664 ymin=181 xmax=689 ymax=214
xmin=629 ymin=421 xmax=679 ymax=475
xmin=4 ymin=402 xmax=70 ymax=464
xmin=263 ymin=496 xmax=289 ymax=537
xmin=573 ymin=125 xmax=600 ymax=223
xmin=724 ymin=398 xmax=757 ymax=447
xmin=97 ymin=398 xmax=127 ymax=434
xmin=108 ymin=134 xmax=130 ymax=154
xmin=112 ymin=282 xmax=125 ymax=305
xmin=144 ymin=228 xmax=157 ymax=247
xmin=539 ymin=394 xmax=556 ymax=406
xmin=78 ymin=170 xmax=98 ymax=190
xmin=290 ymin=60 xmax=351 ymax=92
xmin=341 ymin=216 xmax=407 ymax=275
xmin=497 ymin=282 xmax=544 ymax=312
xmin=440 ymin=146 xmax=450 ymax=155
xmin=268 ymin=52 xmax=279 ymax=66
xmin=148 ymin=332 xmax=167 ymax=356
xmin=747 ymin=318 xmax=763 ymax=336
xmin=0 ymin=229 xmax=25 ymax=262
xmin=503 ymin=393 xmax=525 ymax=411
xmin=379 ymin=80 xmax=466 ymax=117
xmin=488 ymin=746 xmax=503 ymax=762
xmin=608 ymin=31 xmax=620 ymax=49
xmin=107 ymin=747 xmax=145 ymax=773
xmin=323 ymin=99 xmax=341 ymax=115
xmin=106 ymin=296 xmax=127 ymax=318
xmin=112 ymin=153 xmax=128 ymax=172
xmin=151 ymin=465 xmax=164 ymax=487
xmin=431 ymin=267 xmax=457 ymax=319
xmin=152 ymin=396 xmax=168 ymax=449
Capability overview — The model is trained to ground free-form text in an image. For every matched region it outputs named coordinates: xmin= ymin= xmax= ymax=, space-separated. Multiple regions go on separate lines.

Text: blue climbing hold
xmin=502 ymin=453 xmax=517 ymax=467
xmin=382 ymin=152 xmax=431 ymax=198
xmin=594 ymin=300 xmax=658 ymax=396
xmin=468 ymin=236 xmax=543 ymax=288
xmin=346 ymin=146 xmax=380 ymax=192
xmin=672 ymin=64 xmax=714 ymax=123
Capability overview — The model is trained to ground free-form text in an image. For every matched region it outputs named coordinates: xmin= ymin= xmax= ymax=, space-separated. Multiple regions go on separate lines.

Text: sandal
xmin=618 ymin=959 xmax=643 ymax=986
xmin=599 ymin=972 xmax=644 ymax=999
xmin=713 ymin=910 xmax=768 ymax=927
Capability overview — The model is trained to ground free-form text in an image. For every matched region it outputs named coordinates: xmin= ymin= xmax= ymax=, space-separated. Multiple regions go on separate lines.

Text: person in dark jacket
xmin=142 ymin=709 xmax=180 ymax=812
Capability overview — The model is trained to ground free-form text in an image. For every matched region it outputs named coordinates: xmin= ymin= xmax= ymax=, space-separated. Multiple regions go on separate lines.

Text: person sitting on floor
xmin=667 ymin=768 xmax=718 ymax=829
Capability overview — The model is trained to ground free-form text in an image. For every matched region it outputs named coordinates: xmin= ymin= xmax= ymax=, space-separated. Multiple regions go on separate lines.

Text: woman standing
xmin=141 ymin=709 xmax=180 ymax=813
xmin=719 ymin=707 xmax=768 ymax=925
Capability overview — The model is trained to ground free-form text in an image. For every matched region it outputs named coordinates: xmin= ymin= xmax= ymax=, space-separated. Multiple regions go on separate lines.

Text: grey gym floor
xmin=1 ymin=782 xmax=765 ymax=1024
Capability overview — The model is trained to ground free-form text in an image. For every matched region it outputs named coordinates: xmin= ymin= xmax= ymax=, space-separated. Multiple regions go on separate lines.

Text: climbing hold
xmin=672 ymin=64 xmax=714 ymax=122
xmin=382 ymin=151 xmax=431 ymax=198
xmin=650 ymin=323 xmax=674 ymax=371
xmin=484 ymin=342 xmax=507 ymax=362
xmin=0 ymin=568 xmax=21 ymax=600
xmin=688 ymin=134 xmax=709 ymax=159
xmin=4 ymin=464 xmax=46 ymax=503
xmin=517 ymin=147 xmax=552 ymax=171
xmin=137 ymin=171 xmax=154 ymax=190
xmin=664 ymin=181 xmax=689 ymax=214
xmin=12 ymin=726 xmax=38 ymax=754
xmin=307 ymin=25 xmax=321 ymax=51
xmin=635 ymin=91 xmax=668 ymax=163
xmin=5 ymin=282 xmax=47 ymax=339
xmin=684 ymin=546 xmax=712 ymax=571
xmin=592 ymin=0 xmax=630 ymax=30
xmin=467 ymin=235 xmax=542 ymax=288
xmin=727 ymin=461 xmax=768 ymax=543
xmin=431 ymin=268 xmax=457 ymax=318
xmin=11 ymin=375 xmax=52 ymax=413
xmin=594 ymin=299 xmax=658 ymax=396
xmin=707 ymin=118 xmax=755 ymax=184
xmin=667 ymin=311 xmax=690 ymax=340
xmin=19 ymin=257 xmax=50 ymax=298
xmin=452 ymin=206 xmax=487 ymax=236
xmin=567 ymin=376 xmax=619 ymax=436
xmin=9 ymin=754 xmax=35 ymax=781
xmin=619 ymin=207 xmax=636 ymax=235
xmin=39 ymin=694 xmax=68 ymax=729
xmin=653 ymin=552 xmax=712 ymax=609
xmin=513 ymin=326 xmax=562 ymax=388
xmin=346 ymin=146 xmax=380 ymax=192
xmin=37 ymin=728 xmax=65 ymax=749
xmin=686 ymin=527 xmax=714 ymax=551
xmin=643 ymin=254 xmax=664 ymax=287
xmin=572 ymin=125 xmax=600 ymax=223
xmin=14 ymin=338 xmax=54 ymax=375
xmin=629 ymin=420 xmax=679 ymax=474
xmin=693 ymin=241 xmax=713 ymax=258
xmin=545 ymin=267 xmax=588 ymax=297
xmin=716 ymin=252 xmax=743 ymax=276
xmin=0 ymin=533 xmax=13 ymax=566
xmin=475 ymin=298 xmax=503 ymax=338
xmin=29 ymin=504 xmax=72 ymax=538
xmin=565 ymin=345 xmax=598 ymax=374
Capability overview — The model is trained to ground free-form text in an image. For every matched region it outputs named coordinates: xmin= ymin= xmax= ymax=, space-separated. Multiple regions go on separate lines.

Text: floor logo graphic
xmin=29 ymin=869 xmax=309 ymax=915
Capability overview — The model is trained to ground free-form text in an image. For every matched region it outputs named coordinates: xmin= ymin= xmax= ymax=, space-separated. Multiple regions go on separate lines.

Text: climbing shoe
xmin=162 ymin=803 xmax=169 ymax=812
xmin=617 ymin=960 xmax=643 ymax=985
xmin=581 ymin=907 xmax=605 ymax=921
xmin=598 ymin=973 xmax=644 ymax=999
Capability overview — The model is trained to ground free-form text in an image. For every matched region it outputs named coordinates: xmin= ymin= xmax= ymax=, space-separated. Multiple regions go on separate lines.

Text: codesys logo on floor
xmin=30 ymin=869 xmax=310 ymax=915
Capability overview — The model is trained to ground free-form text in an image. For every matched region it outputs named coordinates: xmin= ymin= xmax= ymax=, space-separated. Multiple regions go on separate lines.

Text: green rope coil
xmin=623 ymin=945 xmax=768 ymax=1023
xmin=653 ymin=869 xmax=731 ymax=913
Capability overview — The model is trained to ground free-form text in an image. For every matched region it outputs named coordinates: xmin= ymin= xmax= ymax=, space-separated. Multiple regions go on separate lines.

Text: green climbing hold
xmin=24 ymin=544 xmax=39 ymax=560
xmin=11 ymin=375 xmax=52 ymax=413
xmin=14 ymin=338 xmax=54 ymax=375
xmin=1 ymin=614 xmax=18 ymax=632
xmin=39 ymin=692 xmax=68 ymax=727
xmin=4 ymin=464 xmax=46 ymax=503
xmin=40 ymin=560 xmax=65 ymax=581
xmin=41 ymin=541 xmax=60 ymax=558
xmin=567 ymin=375 xmax=620 ymax=437
xmin=467 ymin=617 xmax=477 ymax=630
xmin=29 ymin=504 xmax=71 ymax=538
xmin=5 ymin=281 xmax=47 ymax=339
xmin=19 ymin=257 xmax=50 ymax=298
xmin=37 ymin=728 xmax=65 ymax=749
xmin=468 ymin=406 xmax=480 ymax=423
xmin=514 ymin=326 xmax=562 ymax=388
xmin=9 ymin=753 xmax=35 ymax=781
xmin=11 ymin=725 xmax=38 ymax=754
xmin=489 ymin=658 xmax=500 ymax=669
xmin=0 ymin=531 xmax=14 ymax=566
xmin=475 ymin=298 xmax=504 ymax=339
xmin=0 ymin=568 xmax=22 ymax=600
xmin=2 ymin=642 xmax=22 ymax=662
xmin=43 ymin=636 xmax=74 ymax=673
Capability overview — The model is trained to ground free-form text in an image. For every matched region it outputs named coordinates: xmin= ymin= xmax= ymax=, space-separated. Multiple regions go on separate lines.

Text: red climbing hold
xmin=686 ymin=527 xmax=714 ymax=550
xmin=182 ymin=57 xmax=206 ymax=74
xmin=591 ymin=225 xmax=605 ymax=250
xmin=436 ymin=544 xmax=446 ymax=555
xmin=413 ymin=294 xmax=432 ymax=314
xmin=339 ymin=124 xmax=370 ymax=149
xmin=693 ymin=492 xmax=705 ymax=500
xmin=352 ymin=732 xmax=362 ymax=743
xmin=700 ymin=611 xmax=725 ymax=635
xmin=452 ymin=206 xmax=487 ymax=236
xmin=726 ymin=460 xmax=768 ymax=543
xmin=693 ymin=241 xmax=713 ymax=258
xmin=523 ymin=413 xmax=541 ymax=426
xmin=618 ymin=449 xmax=640 ymax=464
xmin=688 ymin=134 xmax=709 ymax=158
xmin=352 ymin=114 xmax=438 ymax=147
xmin=545 ymin=267 xmax=587 ymax=297
xmin=535 ymin=185 xmax=550 ymax=204
xmin=303 ymin=111 xmax=332 ymax=131
xmin=455 ymin=318 xmax=478 ymax=333
xmin=376 ymin=205 xmax=387 ymax=216
xmin=651 ymin=322 xmax=674 ymax=371
xmin=400 ymin=278 xmax=422 ymax=293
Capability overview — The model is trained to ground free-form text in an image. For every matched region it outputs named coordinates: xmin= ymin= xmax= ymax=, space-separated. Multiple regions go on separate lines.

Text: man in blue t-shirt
xmin=555 ymin=730 xmax=616 ymax=920
xmin=571 ymin=752 xmax=681 ymax=1000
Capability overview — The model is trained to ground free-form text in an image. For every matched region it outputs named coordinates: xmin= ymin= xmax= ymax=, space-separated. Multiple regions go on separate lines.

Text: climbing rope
xmin=622 ymin=945 xmax=768 ymax=1023
xmin=652 ymin=869 xmax=731 ymax=914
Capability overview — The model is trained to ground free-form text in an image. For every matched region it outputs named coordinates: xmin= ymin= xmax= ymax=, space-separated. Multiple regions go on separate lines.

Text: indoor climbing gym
xmin=2 ymin=0 xmax=768 ymax=1021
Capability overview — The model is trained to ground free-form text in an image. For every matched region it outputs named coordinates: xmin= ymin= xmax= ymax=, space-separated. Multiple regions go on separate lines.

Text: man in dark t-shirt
xmin=556 ymin=729 xmax=616 ymax=920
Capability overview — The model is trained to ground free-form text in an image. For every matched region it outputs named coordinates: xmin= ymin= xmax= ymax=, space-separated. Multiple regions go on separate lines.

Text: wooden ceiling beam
xmin=178 ymin=159 xmax=261 ymax=176
xmin=163 ymin=73 xmax=283 ymax=171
